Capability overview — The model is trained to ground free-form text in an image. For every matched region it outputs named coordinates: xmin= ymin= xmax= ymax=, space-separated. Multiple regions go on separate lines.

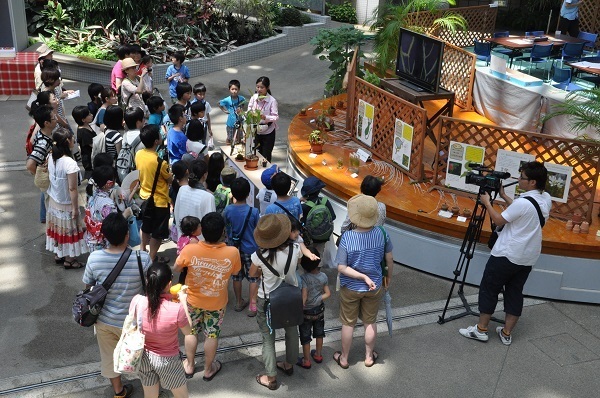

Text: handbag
xmin=113 ymin=294 xmax=145 ymax=374
xmin=139 ymin=157 xmax=163 ymax=222
xmin=34 ymin=163 xmax=50 ymax=191
xmin=256 ymin=244 xmax=304 ymax=331
xmin=72 ymin=248 xmax=133 ymax=327
xmin=487 ymin=196 xmax=545 ymax=249
xmin=25 ymin=83 xmax=44 ymax=112
xmin=127 ymin=215 xmax=141 ymax=247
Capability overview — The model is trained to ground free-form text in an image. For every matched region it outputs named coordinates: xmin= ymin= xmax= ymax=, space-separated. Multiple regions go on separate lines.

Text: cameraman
xmin=459 ymin=161 xmax=551 ymax=346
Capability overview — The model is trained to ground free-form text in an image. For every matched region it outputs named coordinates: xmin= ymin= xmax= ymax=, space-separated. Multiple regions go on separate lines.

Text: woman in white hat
xmin=249 ymin=214 xmax=302 ymax=390
xmin=120 ymin=57 xmax=148 ymax=114
xmin=333 ymin=194 xmax=394 ymax=369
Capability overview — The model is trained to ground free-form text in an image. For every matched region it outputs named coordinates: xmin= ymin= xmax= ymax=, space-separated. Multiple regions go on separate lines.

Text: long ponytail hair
xmin=51 ymin=129 xmax=73 ymax=162
xmin=146 ymin=261 xmax=173 ymax=320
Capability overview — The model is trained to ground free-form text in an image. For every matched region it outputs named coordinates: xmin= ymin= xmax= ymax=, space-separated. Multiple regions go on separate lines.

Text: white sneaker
xmin=496 ymin=326 xmax=512 ymax=346
xmin=459 ymin=324 xmax=489 ymax=342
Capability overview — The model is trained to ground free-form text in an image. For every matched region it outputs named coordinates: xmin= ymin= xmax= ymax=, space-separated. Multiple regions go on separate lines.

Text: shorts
xmin=299 ymin=303 xmax=325 ymax=345
xmin=478 ymin=256 xmax=532 ymax=317
xmin=95 ymin=321 xmax=122 ymax=379
xmin=339 ymin=286 xmax=383 ymax=327
xmin=187 ymin=304 xmax=225 ymax=338
xmin=141 ymin=206 xmax=170 ymax=240
xmin=231 ymin=252 xmax=260 ymax=283
xmin=138 ymin=350 xmax=187 ymax=390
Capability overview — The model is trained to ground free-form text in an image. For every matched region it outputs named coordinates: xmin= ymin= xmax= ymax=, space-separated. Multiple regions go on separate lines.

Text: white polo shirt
xmin=491 ymin=190 xmax=552 ymax=266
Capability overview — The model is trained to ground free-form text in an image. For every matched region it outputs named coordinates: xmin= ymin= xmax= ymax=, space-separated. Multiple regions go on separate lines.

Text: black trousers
xmin=558 ymin=16 xmax=579 ymax=38
xmin=255 ymin=130 xmax=275 ymax=162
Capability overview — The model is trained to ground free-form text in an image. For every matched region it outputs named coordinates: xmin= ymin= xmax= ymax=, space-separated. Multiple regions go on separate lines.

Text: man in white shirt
xmin=558 ymin=0 xmax=580 ymax=37
xmin=459 ymin=161 xmax=551 ymax=346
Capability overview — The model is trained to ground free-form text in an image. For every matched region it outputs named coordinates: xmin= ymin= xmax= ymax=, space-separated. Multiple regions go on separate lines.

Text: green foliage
xmin=327 ymin=2 xmax=357 ymax=24
xmin=42 ymin=38 xmax=116 ymax=61
xmin=543 ymin=88 xmax=600 ymax=138
xmin=363 ymin=70 xmax=381 ymax=86
xmin=216 ymin=0 xmax=276 ymax=45
xmin=62 ymin=0 xmax=163 ymax=30
xmin=311 ymin=27 xmax=366 ymax=95
xmin=369 ymin=0 xmax=467 ymax=73
xmin=276 ymin=7 xmax=304 ymax=26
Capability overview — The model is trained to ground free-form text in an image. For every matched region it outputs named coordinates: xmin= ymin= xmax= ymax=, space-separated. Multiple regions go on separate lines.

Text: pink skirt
xmin=46 ymin=197 xmax=88 ymax=258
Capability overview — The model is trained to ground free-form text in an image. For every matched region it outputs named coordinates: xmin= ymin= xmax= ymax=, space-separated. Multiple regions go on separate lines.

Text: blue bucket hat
xmin=261 ymin=164 xmax=278 ymax=189
xmin=301 ymin=176 xmax=326 ymax=197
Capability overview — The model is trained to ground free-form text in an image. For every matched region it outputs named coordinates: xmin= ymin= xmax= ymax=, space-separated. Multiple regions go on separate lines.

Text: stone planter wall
xmin=52 ymin=13 xmax=332 ymax=85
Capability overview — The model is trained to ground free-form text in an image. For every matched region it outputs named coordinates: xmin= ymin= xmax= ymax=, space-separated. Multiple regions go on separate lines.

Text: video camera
xmin=234 ymin=114 xmax=244 ymax=130
xmin=464 ymin=163 xmax=510 ymax=194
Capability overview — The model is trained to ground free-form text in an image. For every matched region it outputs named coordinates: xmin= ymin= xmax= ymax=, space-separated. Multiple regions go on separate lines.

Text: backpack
xmin=304 ymin=197 xmax=334 ymax=242
xmin=91 ymin=131 xmax=107 ymax=164
xmin=25 ymin=123 xmax=37 ymax=156
xmin=116 ymin=134 xmax=142 ymax=183
xmin=214 ymin=184 xmax=232 ymax=214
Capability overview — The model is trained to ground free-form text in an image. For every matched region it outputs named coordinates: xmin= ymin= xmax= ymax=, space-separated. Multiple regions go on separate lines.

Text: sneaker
xmin=114 ymin=384 xmax=134 ymax=398
xmin=459 ymin=324 xmax=489 ymax=342
xmin=496 ymin=326 xmax=512 ymax=346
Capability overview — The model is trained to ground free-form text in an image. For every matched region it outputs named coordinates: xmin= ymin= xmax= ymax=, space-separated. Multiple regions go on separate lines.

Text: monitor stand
xmin=396 ymin=78 xmax=425 ymax=92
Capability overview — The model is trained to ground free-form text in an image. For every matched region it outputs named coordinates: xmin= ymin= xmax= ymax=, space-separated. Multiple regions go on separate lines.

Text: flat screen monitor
xmin=395 ymin=28 xmax=445 ymax=93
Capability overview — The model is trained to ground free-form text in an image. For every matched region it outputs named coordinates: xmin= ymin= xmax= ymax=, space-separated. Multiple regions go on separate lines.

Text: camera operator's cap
xmin=37 ymin=44 xmax=53 ymax=59
xmin=254 ymin=214 xmax=291 ymax=249
xmin=301 ymin=176 xmax=326 ymax=197
xmin=261 ymin=164 xmax=279 ymax=189
xmin=220 ymin=166 xmax=237 ymax=178
xmin=347 ymin=194 xmax=378 ymax=229
xmin=121 ymin=57 xmax=138 ymax=71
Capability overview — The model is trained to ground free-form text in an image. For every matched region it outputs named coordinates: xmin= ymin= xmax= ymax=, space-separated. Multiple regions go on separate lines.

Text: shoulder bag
xmin=274 ymin=202 xmax=312 ymax=246
xmin=488 ymin=196 xmax=545 ymax=249
xmin=113 ymin=294 xmax=145 ymax=374
xmin=231 ymin=208 xmax=253 ymax=249
xmin=256 ymin=244 xmax=304 ymax=331
xmin=139 ymin=157 xmax=163 ymax=223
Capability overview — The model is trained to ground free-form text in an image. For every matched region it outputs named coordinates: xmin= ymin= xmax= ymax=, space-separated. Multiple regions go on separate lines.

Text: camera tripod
xmin=438 ymin=189 xmax=504 ymax=325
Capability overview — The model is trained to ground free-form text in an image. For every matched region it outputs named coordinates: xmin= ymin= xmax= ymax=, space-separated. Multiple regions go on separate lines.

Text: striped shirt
xmin=105 ymin=129 xmax=122 ymax=160
xmin=82 ymin=249 xmax=151 ymax=328
xmin=28 ymin=131 xmax=53 ymax=165
xmin=335 ymin=227 xmax=393 ymax=292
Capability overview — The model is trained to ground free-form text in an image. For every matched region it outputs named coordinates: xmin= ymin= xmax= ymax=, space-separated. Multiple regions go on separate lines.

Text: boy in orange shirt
xmin=174 ymin=212 xmax=241 ymax=381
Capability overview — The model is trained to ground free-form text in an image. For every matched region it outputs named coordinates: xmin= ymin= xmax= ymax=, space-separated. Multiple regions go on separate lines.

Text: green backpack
xmin=214 ymin=184 xmax=232 ymax=214
xmin=304 ymin=197 xmax=334 ymax=242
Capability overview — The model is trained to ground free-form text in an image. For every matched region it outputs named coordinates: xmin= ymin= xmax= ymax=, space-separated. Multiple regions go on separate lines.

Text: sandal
xmin=333 ymin=351 xmax=349 ymax=369
xmin=276 ymin=361 xmax=294 ymax=376
xmin=365 ymin=351 xmax=379 ymax=367
xmin=256 ymin=374 xmax=279 ymax=390
xmin=63 ymin=259 xmax=85 ymax=270
xmin=54 ymin=256 xmax=65 ymax=264
xmin=234 ymin=299 xmax=248 ymax=312
xmin=296 ymin=357 xmax=311 ymax=369
xmin=310 ymin=349 xmax=323 ymax=364
xmin=202 ymin=360 xmax=222 ymax=381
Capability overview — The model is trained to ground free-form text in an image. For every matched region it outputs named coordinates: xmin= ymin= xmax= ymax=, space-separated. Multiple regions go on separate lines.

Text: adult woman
xmin=120 ymin=57 xmax=147 ymax=114
xmin=247 ymin=76 xmax=278 ymax=162
xmin=132 ymin=261 xmax=192 ymax=398
xmin=333 ymin=194 xmax=393 ymax=368
xmin=45 ymin=129 xmax=87 ymax=268
xmin=340 ymin=175 xmax=387 ymax=234
xmin=205 ymin=152 xmax=224 ymax=192
xmin=173 ymin=160 xmax=215 ymax=237
xmin=40 ymin=68 xmax=71 ymax=131
xmin=93 ymin=88 xmax=118 ymax=132
xmin=249 ymin=214 xmax=301 ymax=390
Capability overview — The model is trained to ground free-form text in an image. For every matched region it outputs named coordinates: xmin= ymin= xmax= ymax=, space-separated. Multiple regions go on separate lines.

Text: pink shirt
xmin=111 ymin=60 xmax=125 ymax=91
xmin=247 ymin=93 xmax=278 ymax=135
xmin=130 ymin=294 xmax=188 ymax=357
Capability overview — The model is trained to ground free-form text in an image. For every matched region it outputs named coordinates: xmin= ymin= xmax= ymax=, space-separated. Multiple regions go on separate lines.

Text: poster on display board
xmin=392 ymin=118 xmax=413 ymax=170
xmin=445 ymin=141 xmax=485 ymax=194
xmin=495 ymin=149 xmax=535 ymax=199
xmin=357 ymin=99 xmax=375 ymax=147
xmin=544 ymin=162 xmax=572 ymax=203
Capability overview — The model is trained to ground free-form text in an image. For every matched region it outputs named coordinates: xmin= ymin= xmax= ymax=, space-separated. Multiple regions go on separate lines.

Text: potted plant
xmin=308 ymin=129 xmax=327 ymax=154
xmin=243 ymin=108 xmax=262 ymax=169
xmin=314 ymin=98 xmax=335 ymax=131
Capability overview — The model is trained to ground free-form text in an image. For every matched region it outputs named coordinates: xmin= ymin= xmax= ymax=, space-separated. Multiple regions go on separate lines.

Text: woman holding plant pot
xmin=247 ymin=76 xmax=278 ymax=162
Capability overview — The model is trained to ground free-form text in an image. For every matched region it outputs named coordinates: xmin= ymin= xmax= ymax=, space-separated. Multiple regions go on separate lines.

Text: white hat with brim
xmin=121 ymin=57 xmax=138 ymax=71
xmin=37 ymin=44 xmax=53 ymax=58
xmin=347 ymin=194 xmax=378 ymax=229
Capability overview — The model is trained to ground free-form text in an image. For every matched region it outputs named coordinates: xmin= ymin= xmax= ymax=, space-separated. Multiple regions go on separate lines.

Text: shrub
xmin=276 ymin=7 xmax=304 ymax=26
xmin=327 ymin=2 xmax=357 ymax=24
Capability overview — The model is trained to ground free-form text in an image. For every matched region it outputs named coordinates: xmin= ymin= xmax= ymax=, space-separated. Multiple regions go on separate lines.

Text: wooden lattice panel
xmin=348 ymin=77 xmax=428 ymax=181
xmin=405 ymin=5 xmax=497 ymax=48
xmin=439 ymin=41 xmax=476 ymax=110
xmin=579 ymin=0 xmax=600 ymax=50
xmin=432 ymin=117 xmax=600 ymax=222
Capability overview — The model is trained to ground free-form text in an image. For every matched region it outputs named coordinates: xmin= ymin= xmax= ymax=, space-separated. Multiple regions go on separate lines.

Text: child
xmin=138 ymin=54 xmax=154 ymax=95
xmin=213 ymin=166 xmax=236 ymax=214
xmin=190 ymin=100 xmax=206 ymax=121
xmin=93 ymin=87 xmax=118 ymax=132
xmin=86 ymin=83 xmax=103 ymax=118
xmin=167 ymin=104 xmax=187 ymax=165
xmin=219 ymin=79 xmax=245 ymax=145
xmin=256 ymin=164 xmax=278 ymax=215
xmin=265 ymin=172 xmax=303 ymax=220
xmin=146 ymin=95 xmax=166 ymax=126
xmin=191 ymin=82 xmax=213 ymax=141
xmin=165 ymin=52 xmax=190 ymax=103
xmin=184 ymin=119 xmax=208 ymax=163
xmin=297 ymin=248 xmax=330 ymax=369
xmin=175 ymin=82 xmax=192 ymax=119
xmin=72 ymin=105 xmax=95 ymax=179
xmin=123 ymin=107 xmax=145 ymax=154
xmin=289 ymin=216 xmax=319 ymax=260
xmin=176 ymin=215 xmax=201 ymax=284
xmin=223 ymin=177 xmax=260 ymax=316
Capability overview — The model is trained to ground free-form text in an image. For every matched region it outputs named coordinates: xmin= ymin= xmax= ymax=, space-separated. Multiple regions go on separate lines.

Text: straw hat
xmin=347 ymin=194 xmax=378 ymax=228
xmin=253 ymin=214 xmax=291 ymax=249
xmin=121 ymin=57 xmax=138 ymax=71
xmin=37 ymin=44 xmax=53 ymax=59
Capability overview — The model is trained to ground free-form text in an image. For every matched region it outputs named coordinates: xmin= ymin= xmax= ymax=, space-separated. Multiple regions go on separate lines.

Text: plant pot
xmin=310 ymin=143 xmax=324 ymax=154
xmin=299 ymin=108 xmax=307 ymax=116
xmin=451 ymin=206 xmax=460 ymax=216
xmin=244 ymin=155 xmax=259 ymax=170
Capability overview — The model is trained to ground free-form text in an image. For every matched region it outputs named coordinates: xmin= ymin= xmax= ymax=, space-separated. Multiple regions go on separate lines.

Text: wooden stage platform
xmin=286 ymin=97 xmax=600 ymax=304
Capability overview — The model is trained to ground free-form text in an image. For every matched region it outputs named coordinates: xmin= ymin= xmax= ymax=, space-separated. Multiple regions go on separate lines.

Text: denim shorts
xmin=299 ymin=303 xmax=325 ymax=345
xmin=231 ymin=252 xmax=259 ymax=283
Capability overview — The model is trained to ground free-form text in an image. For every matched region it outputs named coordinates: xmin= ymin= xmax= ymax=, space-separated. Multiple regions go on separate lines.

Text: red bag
xmin=25 ymin=123 xmax=36 ymax=156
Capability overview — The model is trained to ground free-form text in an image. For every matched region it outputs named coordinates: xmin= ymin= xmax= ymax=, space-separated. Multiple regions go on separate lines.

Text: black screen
xmin=395 ymin=28 xmax=445 ymax=93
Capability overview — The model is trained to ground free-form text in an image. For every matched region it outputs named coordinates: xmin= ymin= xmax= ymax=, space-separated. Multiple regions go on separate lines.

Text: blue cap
xmin=301 ymin=176 xmax=326 ymax=197
xmin=261 ymin=164 xmax=278 ymax=189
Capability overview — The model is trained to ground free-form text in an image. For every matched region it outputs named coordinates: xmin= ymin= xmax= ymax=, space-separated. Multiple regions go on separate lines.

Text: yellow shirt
xmin=176 ymin=241 xmax=242 ymax=310
xmin=135 ymin=149 xmax=171 ymax=208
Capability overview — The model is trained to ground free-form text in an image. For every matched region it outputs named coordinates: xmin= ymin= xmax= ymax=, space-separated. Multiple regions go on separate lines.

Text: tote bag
xmin=114 ymin=295 xmax=145 ymax=374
